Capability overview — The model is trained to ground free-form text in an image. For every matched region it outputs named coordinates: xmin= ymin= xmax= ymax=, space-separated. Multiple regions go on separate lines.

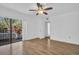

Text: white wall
xmin=50 ymin=11 xmax=79 ymax=45
xmin=22 ymin=16 xmax=41 ymax=40
xmin=38 ymin=11 xmax=79 ymax=45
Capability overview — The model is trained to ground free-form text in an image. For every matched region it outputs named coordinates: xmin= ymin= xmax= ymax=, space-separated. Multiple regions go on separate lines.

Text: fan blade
xmin=37 ymin=3 xmax=41 ymax=7
xmin=44 ymin=7 xmax=53 ymax=10
xmin=37 ymin=3 xmax=42 ymax=8
xmin=43 ymin=12 xmax=48 ymax=15
xmin=29 ymin=9 xmax=36 ymax=11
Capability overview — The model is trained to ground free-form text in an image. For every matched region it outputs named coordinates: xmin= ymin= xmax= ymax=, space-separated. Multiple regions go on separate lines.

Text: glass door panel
xmin=0 ymin=17 xmax=23 ymax=55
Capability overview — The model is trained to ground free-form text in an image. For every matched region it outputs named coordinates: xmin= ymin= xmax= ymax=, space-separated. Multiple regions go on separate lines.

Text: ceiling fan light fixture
xmin=29 ymin=3 xmax=53 ymax=15
xmin=38 ymin=10 xmax=43 ymax=14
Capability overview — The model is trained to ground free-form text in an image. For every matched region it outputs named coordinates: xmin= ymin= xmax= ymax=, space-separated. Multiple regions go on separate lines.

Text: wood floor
xmin=23 ymin=38 xmax=79 ymax=55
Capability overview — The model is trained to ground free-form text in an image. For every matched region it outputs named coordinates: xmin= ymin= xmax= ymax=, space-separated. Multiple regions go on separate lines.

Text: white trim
xmin=23 ymin=35 xmax=79 ymax=45
xmin=51 ymin=37 xmax=79 ymax=45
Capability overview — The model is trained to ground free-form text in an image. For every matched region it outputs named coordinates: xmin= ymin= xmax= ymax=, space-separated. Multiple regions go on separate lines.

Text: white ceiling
xmin=0 ymin=3 xmax=79 ymax=16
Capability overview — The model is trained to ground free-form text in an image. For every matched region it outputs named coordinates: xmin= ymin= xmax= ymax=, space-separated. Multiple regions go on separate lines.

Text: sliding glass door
xmin=0 ymin=17 xmax=22 ymax=54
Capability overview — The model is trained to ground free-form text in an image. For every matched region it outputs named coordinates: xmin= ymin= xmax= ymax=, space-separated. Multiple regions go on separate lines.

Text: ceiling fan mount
xmin=29 ymin=3 xmax=53 ymax=15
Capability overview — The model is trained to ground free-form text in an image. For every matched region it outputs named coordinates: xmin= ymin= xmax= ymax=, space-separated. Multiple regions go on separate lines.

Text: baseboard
xmin=51 ymin=37 xmax=79 ymax=45
xmin=24 ymin=36 xmax=79 ymax=45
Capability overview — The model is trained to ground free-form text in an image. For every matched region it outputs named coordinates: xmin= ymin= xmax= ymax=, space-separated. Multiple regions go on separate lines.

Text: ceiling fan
xmin=29 ymin=3 xmax=53 ymax=15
